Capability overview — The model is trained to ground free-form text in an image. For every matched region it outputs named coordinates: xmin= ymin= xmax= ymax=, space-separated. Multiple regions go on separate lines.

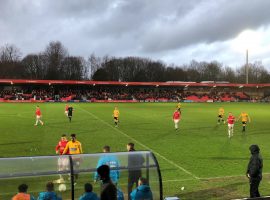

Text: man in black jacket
xmin=246 ymin=144 xmax=263 ymax=198
xmin=127 ymin=142 xmax=145 ymax=200
xmin=97 ymin=165 xmax=117 ymax=200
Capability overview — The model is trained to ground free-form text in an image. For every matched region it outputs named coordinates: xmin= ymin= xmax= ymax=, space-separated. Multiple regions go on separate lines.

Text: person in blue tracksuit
xmin=37 ymin=182 xmax=62 ymax=200
xmin=117 ymin=188 xmax=124 ymax=200
xmin=130 ymin=178 xmax=153 ymax=200
xmin=94 ymin=146 xmax=120 ymax=184
xmin=79 ymin=183 xmax=99 ymax=200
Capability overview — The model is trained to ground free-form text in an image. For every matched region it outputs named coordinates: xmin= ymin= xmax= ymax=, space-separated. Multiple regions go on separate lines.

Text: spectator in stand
xmin=79 ymin=183 xmax=99 ymax=200
xmin=246 ymin=144 xmax=263 ymax=198
xmin=97 ymin=165 xmax=117 ymax=200
xmin=12 ymin=184 xmax=35 ymax=200
xmin=37 ymin=182 xmax=62 ymax=200
xmin=130 ymin=177 xmax=153 ymax=200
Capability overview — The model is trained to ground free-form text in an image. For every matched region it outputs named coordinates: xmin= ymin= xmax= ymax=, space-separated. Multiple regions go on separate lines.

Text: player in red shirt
xmin=227 ymin=112 xmax=235 ymax=138
xmin=172 ymin=109 xmax=181 ymax=131
xmin=34 ymin=105 xmax=44 ymax=126
xmin=54 ymin=134 xmax=69 ymax=183
xmin=64 ymin=104 xmax=69 ymax=117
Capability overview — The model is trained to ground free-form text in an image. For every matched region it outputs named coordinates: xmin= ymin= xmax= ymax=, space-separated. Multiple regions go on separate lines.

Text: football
xmin=58 ymin=184 xmax=67 ymax=192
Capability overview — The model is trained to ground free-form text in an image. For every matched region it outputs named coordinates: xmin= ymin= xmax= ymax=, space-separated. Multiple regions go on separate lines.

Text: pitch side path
xmin=0 ymin=102 xmax=270 ymax=199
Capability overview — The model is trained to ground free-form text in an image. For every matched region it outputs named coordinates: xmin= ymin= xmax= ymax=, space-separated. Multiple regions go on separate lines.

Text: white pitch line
xmin=77 ymin=106 xmax=199 ymax=180
xmin=200 ymin=172 xmax=270 ymax=180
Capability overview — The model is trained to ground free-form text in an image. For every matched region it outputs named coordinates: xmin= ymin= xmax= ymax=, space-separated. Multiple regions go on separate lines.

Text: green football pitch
xmin=1 ymin=102 xmax=270 ymax=199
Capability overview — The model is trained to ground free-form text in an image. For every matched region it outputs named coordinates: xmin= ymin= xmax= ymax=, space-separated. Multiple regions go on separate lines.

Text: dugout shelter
xmin=0 ymin=151 xmax=162 ymax=200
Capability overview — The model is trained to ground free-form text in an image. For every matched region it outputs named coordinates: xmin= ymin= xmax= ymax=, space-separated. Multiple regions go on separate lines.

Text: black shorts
xmin=114 ymin=117 xmax=118 ymax=120
xmin=242 ymin=121 xmax=247 ymax=125
xmin=218 ymin=115 xmax=223 ymax=118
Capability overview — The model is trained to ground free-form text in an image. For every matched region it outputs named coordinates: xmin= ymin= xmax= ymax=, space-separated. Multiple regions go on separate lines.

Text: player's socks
xmin=243 ymin=126 xmax=246 ymax=132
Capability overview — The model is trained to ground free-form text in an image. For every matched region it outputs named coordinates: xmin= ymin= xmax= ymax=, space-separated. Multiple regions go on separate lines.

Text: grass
xmin=0 ymin=102 xmax=270 ymax=199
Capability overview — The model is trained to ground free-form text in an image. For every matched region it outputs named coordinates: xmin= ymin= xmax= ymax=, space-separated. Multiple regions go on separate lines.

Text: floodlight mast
xmin=246 ymin=49 xmax=249 ymax=84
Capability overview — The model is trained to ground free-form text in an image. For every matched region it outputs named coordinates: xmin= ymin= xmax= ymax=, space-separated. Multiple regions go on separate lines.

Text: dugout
xmin=0 ymin=151 xmax=162 ymax=200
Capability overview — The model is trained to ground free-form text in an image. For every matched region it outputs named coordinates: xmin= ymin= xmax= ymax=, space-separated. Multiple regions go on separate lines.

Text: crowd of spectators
xmin=0 ymin=86 xmax=252 ymax=101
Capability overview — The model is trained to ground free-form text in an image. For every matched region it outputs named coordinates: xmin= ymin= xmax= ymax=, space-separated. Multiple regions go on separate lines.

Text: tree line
xmin=1 ymin=41 xmax=270 ymax=83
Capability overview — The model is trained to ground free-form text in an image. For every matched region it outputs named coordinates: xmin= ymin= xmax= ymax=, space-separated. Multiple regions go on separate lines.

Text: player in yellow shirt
xmin=62 ymin=134 xmax=82 ymax=182
xmin=176 ymin=102 xmax=181 ymax=112
xmin=63 ymin=134 xmax=83 ymax=155
xmin=217 ymin=107 xmax=225 ymax=124
xmin=237 ymin=111 xmax=251 ymax=132
xmin=113 ymin=106 xmax=120 ymax=127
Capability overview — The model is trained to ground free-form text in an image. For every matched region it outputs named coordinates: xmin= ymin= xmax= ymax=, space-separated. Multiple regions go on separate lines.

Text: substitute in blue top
xmin=94 ymin=145 xmax=120 ymax=184
xmin=37 ymin=182 xmax=62 ymax=200
xmin=130 ymin=178 xmax=153 ymax=200
xmin=79 ymin=183 xmax=99 ymax=200
xmin=117 ymin=188 xmax=124 ymax=200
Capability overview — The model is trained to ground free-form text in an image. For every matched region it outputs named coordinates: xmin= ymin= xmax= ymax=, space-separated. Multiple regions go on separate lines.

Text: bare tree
xmin=43 ymin=41 xmax=68 ymax=79
xmin=21 ymin=54 xmax=47 ymax=79
xmin=61 ymin=56 xmax=85 ymax=80
xmin=0 ymin=44 xmax=23 ymax=78
xmin=0 ymin=44 xmax=22 ymax=62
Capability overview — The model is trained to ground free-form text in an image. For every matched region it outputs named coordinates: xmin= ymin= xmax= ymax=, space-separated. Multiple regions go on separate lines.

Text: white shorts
xmin=228 ymin=124 xmax=234 ymax=129
xmin=64 ymin=111 xmax=68 ymax=115
xmin=58 ymin=157 xmax=69 ymax=171
xmin=36 ymin=115 xmax=41 ymax=120
xmin=174 ymin=119 xmax=180 ymax=124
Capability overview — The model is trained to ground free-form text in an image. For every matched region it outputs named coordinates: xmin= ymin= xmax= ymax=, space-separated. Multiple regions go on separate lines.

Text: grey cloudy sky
xmin=1 ymin=0 xmax=270 ymax=68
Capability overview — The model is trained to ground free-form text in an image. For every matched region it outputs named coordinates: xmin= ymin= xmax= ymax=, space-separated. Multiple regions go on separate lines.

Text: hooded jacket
xmin=79 ymin=192 xmax=99 ymax=200
xmin=130 ymin=185 xmax=153 ymax=200
xmin=246 ymin=145 xmax=263 ymax=180
xmin=37 ymin=191 xmax=62 ymax=200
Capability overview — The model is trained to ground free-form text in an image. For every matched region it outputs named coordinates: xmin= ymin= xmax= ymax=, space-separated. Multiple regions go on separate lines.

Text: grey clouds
xmin=1 ymin=0 xmax=270 ymax=67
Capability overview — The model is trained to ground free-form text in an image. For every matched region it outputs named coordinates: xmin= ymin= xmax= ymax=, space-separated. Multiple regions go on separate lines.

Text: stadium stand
xmin=0 ymin=79 xmax=269 ymax=102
